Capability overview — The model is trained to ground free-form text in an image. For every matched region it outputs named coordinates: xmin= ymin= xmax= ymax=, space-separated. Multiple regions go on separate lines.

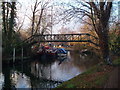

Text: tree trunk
xmin=9 ymin=2 xmax=15 ymax=42
xmin=2 ymin=2 xmax=7 ymax=35
xmin=89 ymin=1 xmax=113 ymax=65
xmin=98 ymin=29 xmax=112 ymax=65
xmin=35 ymin=8 xmax=44 ymax=34
xmin=31 ymin=11 xmax=35 ymax=36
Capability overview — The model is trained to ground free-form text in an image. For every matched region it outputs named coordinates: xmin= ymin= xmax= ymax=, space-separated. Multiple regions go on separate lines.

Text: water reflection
xmin=11 ymin=71 xmax=31 ymax=88
xmin=31 ymin=60 xmax=81 ymax=82
xmin=0 ymin=73 xmax=4 ymax=90
xmin=2 ymin=51 xmax=100 ymax=89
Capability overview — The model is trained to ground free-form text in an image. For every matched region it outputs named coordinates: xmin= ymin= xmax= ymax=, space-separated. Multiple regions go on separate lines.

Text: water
xmin=1 ymin=51 xmax=100 ymax=89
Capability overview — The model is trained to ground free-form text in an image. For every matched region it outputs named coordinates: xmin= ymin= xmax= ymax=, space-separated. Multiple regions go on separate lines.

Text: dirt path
xmin=104 ymin=66 xmax=120 ymax=88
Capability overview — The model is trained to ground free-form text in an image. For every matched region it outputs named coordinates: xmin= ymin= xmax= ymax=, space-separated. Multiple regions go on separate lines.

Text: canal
xmin=0 ymin=51 xmax=100 ymax=89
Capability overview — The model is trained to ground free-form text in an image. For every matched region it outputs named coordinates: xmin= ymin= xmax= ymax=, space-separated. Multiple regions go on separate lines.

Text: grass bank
xmin=55 ymin=57 xmax=120 ymax=88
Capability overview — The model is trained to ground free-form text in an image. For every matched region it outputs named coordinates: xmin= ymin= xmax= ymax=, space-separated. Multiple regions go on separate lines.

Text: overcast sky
xmin=16 ymin=0 xmax=82 ymax=34
xmin=14 ymin=0 xmax=119 ymax=34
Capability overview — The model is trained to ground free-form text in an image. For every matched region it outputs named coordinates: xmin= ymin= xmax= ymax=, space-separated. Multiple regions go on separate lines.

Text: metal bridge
xmin=23 ymin=33 xmax=99 ymax=46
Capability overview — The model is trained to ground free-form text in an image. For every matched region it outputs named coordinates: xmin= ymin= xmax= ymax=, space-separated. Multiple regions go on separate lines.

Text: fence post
xmin=21 ymin=47 xmax=23 ymax=61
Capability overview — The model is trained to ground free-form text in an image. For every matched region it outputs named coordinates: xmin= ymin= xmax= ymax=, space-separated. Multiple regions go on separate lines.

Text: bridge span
xmin=24 ymin=33 xmax=99 ymax=46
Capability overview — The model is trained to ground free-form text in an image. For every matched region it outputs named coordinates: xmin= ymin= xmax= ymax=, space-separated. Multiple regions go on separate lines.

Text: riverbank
xmin=2 ymin=56 xmax=31 ymax=65
xmin=55 ymin=57 xmax=120 ymax=88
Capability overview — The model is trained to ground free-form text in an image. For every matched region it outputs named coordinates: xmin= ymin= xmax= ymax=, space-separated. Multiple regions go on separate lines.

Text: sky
xmin=16 ymin=0 xmax=82 ymax=34
xmin=15 ymin=0 xmax=120 ymax=34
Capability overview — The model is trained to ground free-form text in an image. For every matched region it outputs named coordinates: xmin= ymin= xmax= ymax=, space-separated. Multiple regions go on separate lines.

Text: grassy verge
xmin=112 ymin=58 xmax=120 ymax=66
xmin=55 ymin=58 xmax=120 ymax=88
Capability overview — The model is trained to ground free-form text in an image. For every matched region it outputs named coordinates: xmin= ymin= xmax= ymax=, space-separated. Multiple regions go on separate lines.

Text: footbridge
xmin=23 ymin=33 xmax=99 ymax=46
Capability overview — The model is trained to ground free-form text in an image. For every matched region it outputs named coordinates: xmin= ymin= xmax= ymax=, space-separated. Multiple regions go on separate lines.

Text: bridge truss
xmin=24 ymin=33 xmax=99 ymax=46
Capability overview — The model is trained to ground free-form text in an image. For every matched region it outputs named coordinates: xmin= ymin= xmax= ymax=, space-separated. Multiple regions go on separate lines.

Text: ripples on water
xmin=1 ymin=51 xmax=100 ymax=89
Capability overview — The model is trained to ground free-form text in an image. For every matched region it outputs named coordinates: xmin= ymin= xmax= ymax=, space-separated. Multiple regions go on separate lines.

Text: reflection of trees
xmin=31 ymin=61 xmax=44 ymax=78
xmin=2 ymin=65 xmax=11 ymax=89
xmin=70 ymin=51 xmax=100 ymax=70
xmin=2 ymin=60 xmax=62 ymax=88
xmin=11 ymin=71 xmax=31 ymax=88
xmin=0 ymin=73 xmax=4 ymax=90
xmin=11 ymin=62 xmax=51 ymax=88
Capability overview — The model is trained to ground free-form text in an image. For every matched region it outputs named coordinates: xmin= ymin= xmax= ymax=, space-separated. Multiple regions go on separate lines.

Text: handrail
xmin=14 ymin=33 xmax=99 ymax=48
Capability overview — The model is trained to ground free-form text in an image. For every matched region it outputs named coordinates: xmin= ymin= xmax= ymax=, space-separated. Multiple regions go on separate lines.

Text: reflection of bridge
xmin=24 ymin=33 xmax=99 ymax=46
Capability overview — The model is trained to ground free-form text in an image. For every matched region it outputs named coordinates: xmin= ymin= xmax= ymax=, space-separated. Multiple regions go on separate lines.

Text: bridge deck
xmin=32 ymin=33 xmax=98 ymax=46
xmin=19 ymin=33 xmax=99 ymax=47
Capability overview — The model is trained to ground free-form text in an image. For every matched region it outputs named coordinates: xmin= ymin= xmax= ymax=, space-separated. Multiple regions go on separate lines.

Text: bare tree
xmin=30 ymin=0 xmax=52 ymax=36
xmin=2 ymin=2 xmax=16 ymax=47
xmin=60 ymin=0 xmax=113 ymax=64
xmin=31 ymin=0 xmax=41 ymax=35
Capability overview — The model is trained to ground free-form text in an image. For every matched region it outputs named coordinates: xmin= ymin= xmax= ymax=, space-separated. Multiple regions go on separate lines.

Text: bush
xmin=109 ymin=34 xmax=120 ymax=55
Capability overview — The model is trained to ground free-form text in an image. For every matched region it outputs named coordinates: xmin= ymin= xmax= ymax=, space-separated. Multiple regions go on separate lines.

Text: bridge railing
xmin=32 ymin=33 xmax=97 ymax=42
xmin=16 ymin=33 xmax=99 ymax=47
